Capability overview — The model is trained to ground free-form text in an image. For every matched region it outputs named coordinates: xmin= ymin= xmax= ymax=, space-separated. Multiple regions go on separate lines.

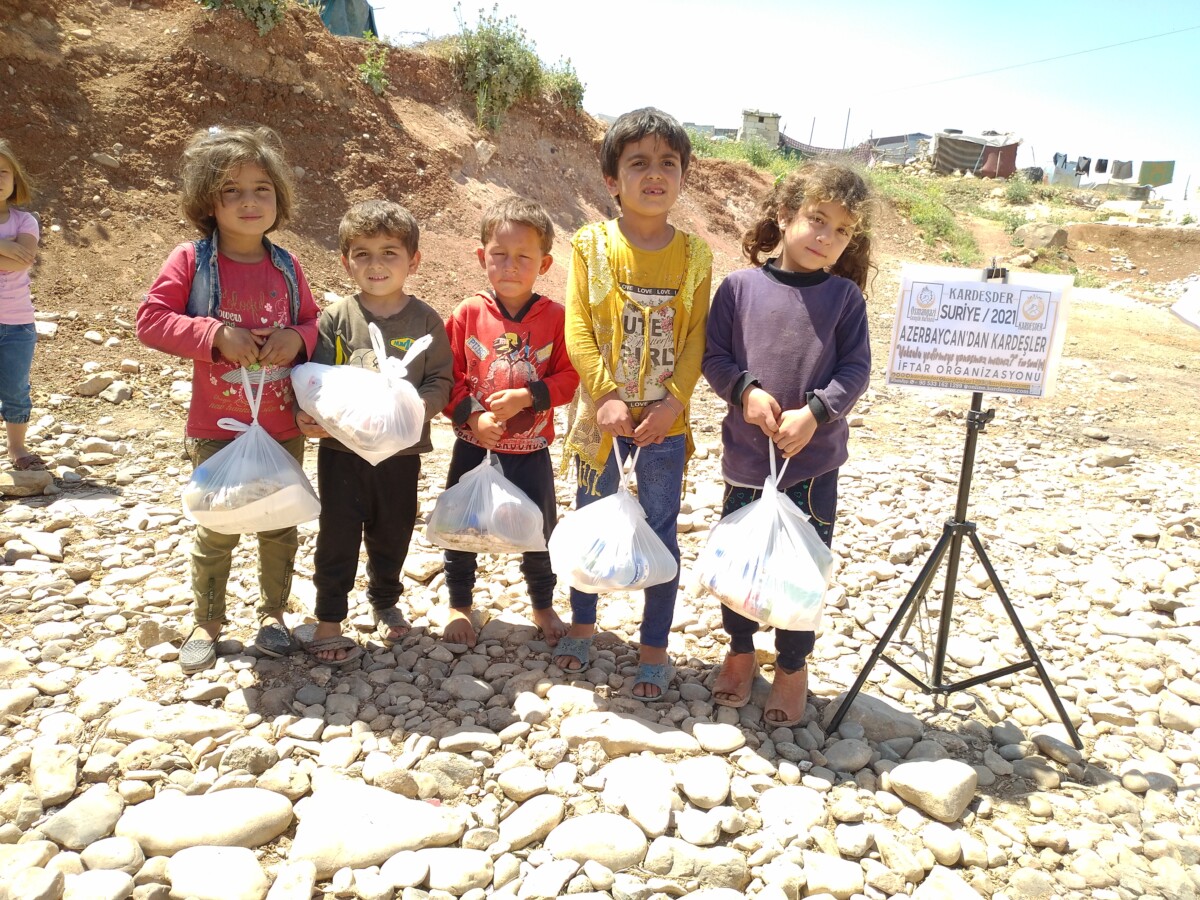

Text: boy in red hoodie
xmin=442 ymin=197 xmax=579 ymax=647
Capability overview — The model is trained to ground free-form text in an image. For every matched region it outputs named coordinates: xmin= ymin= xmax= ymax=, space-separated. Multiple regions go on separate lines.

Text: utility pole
xmin=809 ymin=117 xmax=815 ymax=145
xmin=842 ymin=109 xmax=851 ymax=149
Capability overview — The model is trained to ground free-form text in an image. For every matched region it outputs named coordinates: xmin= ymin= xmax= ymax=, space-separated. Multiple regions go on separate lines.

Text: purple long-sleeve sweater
xmin=702 ymin=262 xmax=871 ymax=489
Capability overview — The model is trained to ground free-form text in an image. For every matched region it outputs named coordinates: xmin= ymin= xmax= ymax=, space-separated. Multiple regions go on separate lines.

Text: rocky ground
xmin=2 ymin=277 xmax=1199 ymax=900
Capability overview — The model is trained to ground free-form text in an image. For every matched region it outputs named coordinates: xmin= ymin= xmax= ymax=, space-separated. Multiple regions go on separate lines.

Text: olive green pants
xmin=185 ymin=435 xmax=306 ymax=626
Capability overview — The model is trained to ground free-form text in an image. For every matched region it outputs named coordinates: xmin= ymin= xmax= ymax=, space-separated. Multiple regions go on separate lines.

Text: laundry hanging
xmin=1075 ymin=156 xmax=1091 ymax=176
xmin=1095 ymin=159 xmax=1108 ymax=174
xmin=1137 ymin=161 xmax=1175 ymax=187
xmin=1111 ymin=160 xmax=1134 ymax=180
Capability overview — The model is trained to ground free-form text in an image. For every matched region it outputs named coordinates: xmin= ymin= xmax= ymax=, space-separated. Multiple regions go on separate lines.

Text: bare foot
xmin=712 ymin=651 xmax=757 ymax=707
xmin=443 ymin=608 xmax=478 ymax=648
xmin=633 ymin=645 xmax=669 ymax=699
xmin=311 ymin=622 xmax=351 ymax=663
xmin=531 ymin=607 xmax=568 ymax=647
xmin=553 ymin=623 xmax=595 ymax=671
xmin=764 ymin=666 xmax=808 ymax=727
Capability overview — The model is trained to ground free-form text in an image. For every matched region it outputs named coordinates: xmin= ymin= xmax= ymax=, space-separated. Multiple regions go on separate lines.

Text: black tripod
xmin=829 ymin=271 xmax=1083 ymax=749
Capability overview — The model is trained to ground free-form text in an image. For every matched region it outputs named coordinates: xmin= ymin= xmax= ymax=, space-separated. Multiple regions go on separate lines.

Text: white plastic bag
xmin=426 ymin=450 xmax=547 ymax=554
xmin=291 ymin=324 xmax=432 ymax=465
xmin=697 ymin=451 xmax=833 ymax=631
xmin=182 ymin=369 xmax=321 ymax=534
xmin=548 ymin=444 xmax=677 ymax=593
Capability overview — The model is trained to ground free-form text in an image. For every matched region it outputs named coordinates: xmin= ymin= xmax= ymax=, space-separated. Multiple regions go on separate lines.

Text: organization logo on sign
xmin=1018 ymin=291 xmax=1049 ymax=331
xmin=909 ymin=282 xmax=941 ymax=322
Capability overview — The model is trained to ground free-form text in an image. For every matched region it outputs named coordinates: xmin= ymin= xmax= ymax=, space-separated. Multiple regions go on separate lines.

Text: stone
xmin=822 ymin=693 xmax=923 ymax=742
xmin=265 ymin=860 xmax=317 ymax=900
xmin=79 ymin=836 xmax=144 ymax=875
xmin=168 ymin=846 xmax=268 ymax=900
xmin=497 ymin=794 xmax=564 ymax=850
xmin=544 ymin=813 xmax=648 ymax=871
xmin=42 ymin=784 xmax=124 ymax=850
xmin=674 ymin=756 xmax=731 ymax=809
xmin=31 ymin=745 xmax=79 ymax=806
xmin=414 ymin=848 xmax=492 ymax=894
xmin=107 ymin=703 xmax=238 ymax=743
xmin=888 ymin=760 xmax=978 ymax=823
xmin=803 ymin=850 xmax=864 ymax=899
xmin=115 ymin=788 xmax=292 ymax=855
xmin=61 ymin=870 xmax=133 ymax=900
xmin=560 ymin=712 xmax=700 ymax=756
xmin=643 ymin=837 xmax=749 ymax=890
xmin=289 ymin=781 xmax=465 ymax=877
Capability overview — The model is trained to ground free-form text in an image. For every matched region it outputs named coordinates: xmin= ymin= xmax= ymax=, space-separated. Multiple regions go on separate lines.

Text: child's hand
xmin=595 ymin=392 xmax=634 ymax=437
xmin=633 ymin=398 xmax=678 ymax=447
xmin=253 ymin=327 xmax=304 ymax=367
xmin=743 ymin=386 xmax=782 ymax=437
xmin=296 ymin=410 xmax=330 ymax=439
xmin=469 ymin=411 xmax=504 ymax=449
xmin=485 ymin=388 xmax=532 ymax=423
xmin=773 ymin=407 xmax=818 ymax=458
xmin=213 ymin=325 xmax=263 ymax=369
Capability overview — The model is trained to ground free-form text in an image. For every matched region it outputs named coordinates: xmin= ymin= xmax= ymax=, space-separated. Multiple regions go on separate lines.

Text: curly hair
xmin=0 ymin=139 xmax=34 ymax=206
xmin=338 ymin=199 xmax=419 ymax=257
xmin=179 ymin=125 xmax=295 ymax=237
xmin=479 ymin=196 xmax=554 ymax=253
xmin=742 ymin=162 xmax=878 ymax=293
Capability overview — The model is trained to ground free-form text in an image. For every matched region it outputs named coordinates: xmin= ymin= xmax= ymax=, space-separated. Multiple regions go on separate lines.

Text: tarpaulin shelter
xmin=931 ymin=131 xmax=1021 ymax=178
xmin=317 ymin=0 xmax=377 ymax=37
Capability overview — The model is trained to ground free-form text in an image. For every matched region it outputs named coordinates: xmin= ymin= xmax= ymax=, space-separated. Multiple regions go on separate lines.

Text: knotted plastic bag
xmin=291 ymin=324 xmax=432 ymax=465
xmin=548 ymin=444 xmax=677 ymax=593
xmin=182 ymin=368 xmax=321 ymax=534
xmin=426 ymin=450 xmax=546 ymax=554
xmin=697 ymin=450 xmax=833 ymax=631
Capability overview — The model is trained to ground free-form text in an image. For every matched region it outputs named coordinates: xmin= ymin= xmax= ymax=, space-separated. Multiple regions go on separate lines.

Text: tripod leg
xmin=967 ymin=531 xmax=1083 ymax=749
xmin=828 ymin=529 xmax=954 ymax=734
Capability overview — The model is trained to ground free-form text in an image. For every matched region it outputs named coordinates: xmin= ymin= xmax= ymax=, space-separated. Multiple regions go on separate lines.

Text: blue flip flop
xmin=554 ymin=635 xmax=592 ymax=671
xmin=631 ymin=662 xmax=673 ymax=701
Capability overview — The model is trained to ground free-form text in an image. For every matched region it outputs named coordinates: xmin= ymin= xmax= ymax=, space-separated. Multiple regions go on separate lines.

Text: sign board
xmin=1170 ymin=282 xmax=1200 ymax=332
xmin=886 ymin=265 xmax=1071 ymax=397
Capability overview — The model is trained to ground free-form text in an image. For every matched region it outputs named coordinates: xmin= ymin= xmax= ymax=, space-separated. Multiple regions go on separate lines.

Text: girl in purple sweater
xmin=701 ymin=162 xmax=876 ymax=726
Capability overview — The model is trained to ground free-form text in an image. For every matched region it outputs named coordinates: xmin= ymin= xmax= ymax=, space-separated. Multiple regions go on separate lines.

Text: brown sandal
xmin=712 ymin=651 xmax=758 ymax=709
xmin=764 ymin=665 xmax=808 ymax=727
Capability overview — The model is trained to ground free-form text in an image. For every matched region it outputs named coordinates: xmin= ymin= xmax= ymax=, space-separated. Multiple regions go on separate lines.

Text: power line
xmin=882 ymin=24 xmax=1200 ymax=93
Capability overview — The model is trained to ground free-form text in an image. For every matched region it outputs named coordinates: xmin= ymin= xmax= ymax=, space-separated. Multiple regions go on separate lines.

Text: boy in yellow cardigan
xmin=556 ymin=107 xmax=713 ymax=700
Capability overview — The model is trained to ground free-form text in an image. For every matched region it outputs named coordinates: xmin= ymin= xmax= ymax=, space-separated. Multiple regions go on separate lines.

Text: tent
xmin=931 ymin=131 xmax=1020 ymax=179
xmin=317 ymin=0 xmax=377 ymax=37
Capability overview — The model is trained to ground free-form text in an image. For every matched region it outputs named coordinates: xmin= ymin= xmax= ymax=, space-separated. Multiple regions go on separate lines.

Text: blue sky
xmin=370 ymin=1 xmax=1198 ymax=200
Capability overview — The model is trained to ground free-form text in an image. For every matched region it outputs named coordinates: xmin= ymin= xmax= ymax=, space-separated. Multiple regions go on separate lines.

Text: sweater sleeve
xmin=564 ymin=243 xmax=619 ymax=402
xmin=701 ymin=274 xmax=746 ymax=404
xmin=812 ymin=286 xmax=871 ymax=419
xmin=417 ymin=307 xmax=454 ymax=422
xmin=665 ymin=265 xmax=712 ymax=407
xmin=135 ymin=244 xmax=224 ymax=362
xmin=443 ymin=299 xmax=477 ymax=419
xmin=286 ymin=254 xmax=319 ymax=363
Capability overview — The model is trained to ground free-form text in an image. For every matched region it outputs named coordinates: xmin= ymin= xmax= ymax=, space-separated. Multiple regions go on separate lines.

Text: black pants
xmin=720 ymin=469 xmax=838 ymax=671
xmin=443 ymin=440 xmax=557 ymax=610
xmin=313 ymin=446 xmax=420 ymax=623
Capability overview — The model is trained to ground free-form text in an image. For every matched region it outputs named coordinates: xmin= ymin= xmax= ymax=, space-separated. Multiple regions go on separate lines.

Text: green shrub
xmin=1182 ymin=213 xmax=1197 ymax=226
xmin=445 ymin=5 xmax=542 ymax=129
xmin=542 ymin=59 xmax=585 ymax=112
xmin=1004 ymin=175 xmax=1031 ymax=205
xmin=196 ymin=0 xmax=286 ymax=36
xmin=870 ymin=170 xmax=980 ymax=265
xmin=687 ymin=129 xmax=797 ymax=179
xmin=358 ymin=30 xmax=389 ymax=96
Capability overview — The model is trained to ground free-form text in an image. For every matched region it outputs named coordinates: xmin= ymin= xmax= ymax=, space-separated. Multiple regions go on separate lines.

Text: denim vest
xmin=185 ymin=232 xmax=301 ymax=322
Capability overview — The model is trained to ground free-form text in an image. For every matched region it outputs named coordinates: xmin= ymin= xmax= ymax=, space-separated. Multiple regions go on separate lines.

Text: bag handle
xmin=215 ymin=367 xmax=265 ymax=434
xmin=767 ymin=439 xmax=790 ymax=488
xmin=370 ymin=324 xmax=434 ymax=385
xmin=610 ymin=440 xmax=641 ymax=494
